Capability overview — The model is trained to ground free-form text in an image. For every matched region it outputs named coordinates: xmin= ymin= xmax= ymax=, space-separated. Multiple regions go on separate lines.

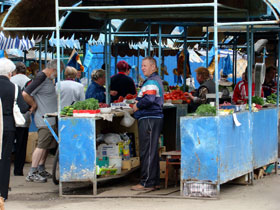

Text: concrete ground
xmin=4 ymin=156 xmax=280 ymax=210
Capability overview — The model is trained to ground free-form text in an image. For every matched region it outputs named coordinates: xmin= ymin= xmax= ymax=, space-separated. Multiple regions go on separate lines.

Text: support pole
xmin=206 ymin=26 xmax=209 ymax=68
xmin=114 ymin=45 xmax=118 ymax=75
xmin=183 ymin=26 xmax=188 ymax=92
xmin=148 ymin=24 xmax=151 ymax=56
xmin=137 ymin=47 xmax=140 ymax=85
xmin=55 ymin=0 xmax=61 ymax=124
xmin=214 ymin=0 xmax=219 ymax=113
xmin=158 ymin=24 xmax=162 ymax=78
xmin=249 ymin=26 xmax=254 ymax=111
xmin=234 ymin=38 xmax=238 ymax=85
xmin=277 ymin=33 xmax=280 ymax=107
xmin=246 ymin=26 xmax=252 ymax=112
xmin=39 ymin=41 xmax=42 ymax=71
xmin=45 ymin=38 xmax=48 ymax=66
xmin=23 ymin=51 xmax=26 ymax=64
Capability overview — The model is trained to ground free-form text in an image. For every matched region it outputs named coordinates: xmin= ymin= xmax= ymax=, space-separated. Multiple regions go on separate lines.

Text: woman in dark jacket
xmin=0 ymin=58 xmax=29 ymax=201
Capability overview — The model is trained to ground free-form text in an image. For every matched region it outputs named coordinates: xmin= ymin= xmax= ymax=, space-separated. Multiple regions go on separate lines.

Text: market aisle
xmin=5 ymin=156 xmax=280 ymax=210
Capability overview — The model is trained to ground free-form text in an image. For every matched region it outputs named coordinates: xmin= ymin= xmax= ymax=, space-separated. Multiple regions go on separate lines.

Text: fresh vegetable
xmin=164 ymin=89 xmax=189 ymax=103
xmin=266 ymin=93 xmax=278 ymax=104
xmin=195 ymin=104 xmax=216 ymax=116
xmin=252 ymin=96 xmax=264 ymax=106
xmin=72 ymin=98 xmax=99 ymax=110
xmin=99 ymin=103 xmax=109 ymax=108
xmin=60 ymin=106 xmax=74 ymax=116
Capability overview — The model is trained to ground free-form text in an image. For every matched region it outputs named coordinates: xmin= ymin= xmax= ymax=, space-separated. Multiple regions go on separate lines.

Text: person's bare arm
xmin=22 ymin=91 xmax=37 ymax=113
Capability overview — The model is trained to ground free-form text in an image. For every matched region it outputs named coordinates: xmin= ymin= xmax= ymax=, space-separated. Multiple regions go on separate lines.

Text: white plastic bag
xmin=13 ymin=84 xmax=25 ymax=126
xmin=104 ymin=133 xmax=122 ymax=144
xmin=120 ymin=110 xmax=135 ymax=128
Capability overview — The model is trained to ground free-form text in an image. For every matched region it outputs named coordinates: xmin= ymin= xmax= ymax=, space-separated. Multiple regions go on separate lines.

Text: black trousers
xmin=138 ymin=118 xmax=163 ymax=187
xmin=14 ymin=127 xmax=29 ymax=175
xmin=0 ymin=131 xmax=15 ymax=200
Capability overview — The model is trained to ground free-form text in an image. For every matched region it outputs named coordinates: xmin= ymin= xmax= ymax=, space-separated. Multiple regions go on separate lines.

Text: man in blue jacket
xmin=131 ymin=56 xmax=164 ymax=191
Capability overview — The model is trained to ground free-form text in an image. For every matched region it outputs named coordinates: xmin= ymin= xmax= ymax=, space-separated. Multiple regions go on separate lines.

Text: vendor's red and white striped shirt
xmin=233 ymin=80 xmax=263 ymax=104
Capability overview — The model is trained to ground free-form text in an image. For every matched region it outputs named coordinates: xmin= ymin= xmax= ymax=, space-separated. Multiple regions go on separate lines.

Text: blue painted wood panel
xmin=181 ymin=116 xmax=219 ymax=183
xmin=218 ymin=112 xmax=252 ymax=184
xmin=252 ymin=108 xmax=278 ymax=169
xmin=59 ymin=118 xmax=96 ymax=182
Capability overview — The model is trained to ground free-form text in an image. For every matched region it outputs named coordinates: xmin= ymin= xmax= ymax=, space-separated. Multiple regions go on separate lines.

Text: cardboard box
xmin=122 ymin=157 xmax=140 ymax=170
xmin=25 ymin=132 xmax=38 ymax=163
xmin=131 ymin=157 xmax=140 ymax=168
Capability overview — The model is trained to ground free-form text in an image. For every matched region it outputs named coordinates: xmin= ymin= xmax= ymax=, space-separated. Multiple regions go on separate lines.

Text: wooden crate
xmin=25 ymin=132 xmax=38 ymax=163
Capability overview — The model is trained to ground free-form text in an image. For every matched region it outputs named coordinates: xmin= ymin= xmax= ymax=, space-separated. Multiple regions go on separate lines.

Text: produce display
xmin=60 ymin=106 xmax=74 ymax=116
xmin=164 ymin=89 xmax=191 ymax=104
xmin=252 ymin=96 xmax=265 ymax=106
xmin=266 ymin=93 xmax=278 ymax=104
xmin=60 ymin=98 xmax=99 ymax=116
xmin=113 ymin=94 xmax=137 ymax=103
xmin=195 ymin=104 xmax=216 ymax=116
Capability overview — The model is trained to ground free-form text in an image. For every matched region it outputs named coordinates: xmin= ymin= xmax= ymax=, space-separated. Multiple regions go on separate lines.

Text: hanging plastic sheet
xmin=83 ymin=49 xmax=94 ymax=73
xmin=223 ymin=54 xmax=233 ymax=76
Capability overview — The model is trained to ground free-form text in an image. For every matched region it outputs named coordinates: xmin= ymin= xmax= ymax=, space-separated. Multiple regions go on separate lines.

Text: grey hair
xmin=91 ymin=69 xmax=105 ymax=81
xmin=47 ymin=59 xmax=65 ymax=71
xmin=0 ymin=58 xmax=16 ymax=76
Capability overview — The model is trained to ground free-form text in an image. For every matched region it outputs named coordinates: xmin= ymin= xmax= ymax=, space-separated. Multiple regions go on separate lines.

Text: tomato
xmin=118 ymin=96 xmax=124 ymax=102
xmin=125 ymin=94 xmax=134 ymax=100
xmin=186 ymin=99 xmax=191 ymax=104
xmin=133 ymin=94 xmax=137 ymax=98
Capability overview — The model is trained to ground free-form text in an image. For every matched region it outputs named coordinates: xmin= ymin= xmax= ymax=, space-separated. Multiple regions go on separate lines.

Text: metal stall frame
xmin=2 ymin=0 xmax=279 ymax=198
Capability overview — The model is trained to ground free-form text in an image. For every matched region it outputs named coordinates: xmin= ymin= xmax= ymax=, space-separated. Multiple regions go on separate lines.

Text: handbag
xmin=13 ymin=84 xmax=25 ymax=126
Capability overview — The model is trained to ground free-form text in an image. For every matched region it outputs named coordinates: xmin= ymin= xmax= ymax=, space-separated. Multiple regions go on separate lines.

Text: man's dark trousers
xmin=14 ymin=127 xmax=29 ymax=175
xmin=138 ymin=117 xmax=163 ymax=188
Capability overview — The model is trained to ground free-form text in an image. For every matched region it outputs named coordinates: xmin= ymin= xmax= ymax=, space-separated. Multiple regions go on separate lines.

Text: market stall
xmin=180 ymin=107 xmax=278 ymax=197
xmin=2 ymin=0 xmax=280 ymax=199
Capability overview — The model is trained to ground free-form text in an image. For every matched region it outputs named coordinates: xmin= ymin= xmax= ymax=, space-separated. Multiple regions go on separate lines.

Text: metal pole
xmin=55 ymin=0 xmax=61 ymax=130
xmin=183 ymin=26 xmax=188 ymax=92
xmin=148 ymin=24 xmax=151 ymax=56
xmin=114 ymin=45 xmax=118 ymax=75
xmin=104 ymin=21 xmax=110 ymax=104
xmin=137 ymin=47 xmax=140 ymax=85
xmin=277 ymin=33 xmax=280 ymax=107
xmin=108 ymin=20 xmax=112 ymax=103
xmin=23 ymin=51 xmax=26 ymax=64
xmin=214 ymin=0 xmax=219 ymax=113
xmin=59 ymin=3 xmax=219 ymax=11
xmin=263 ymin=47 xmax=266 ymax=64
xmin=45 ymin=38 xmax=48 ymax=67
xmin=39 ymin=41 xmax=42 ymax=71
xmin=206 ymin=26 xmax=209 ymax=68
xmin=158 ymin=25 xmax=162 ymax=78
xmin=246 ymin=26 xmax=252 ymax=112
xmin=249 ymin=27 xmax=254 ymax=109
xmin=234 ymin=38 xmax=238 ymax=85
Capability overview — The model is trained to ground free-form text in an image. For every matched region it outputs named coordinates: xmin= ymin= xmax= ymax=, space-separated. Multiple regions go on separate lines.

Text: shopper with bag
xmin=10 ymin=62 xmax=32 ymax=176
xmin=0 ymin=58 xmax=29 ymax=201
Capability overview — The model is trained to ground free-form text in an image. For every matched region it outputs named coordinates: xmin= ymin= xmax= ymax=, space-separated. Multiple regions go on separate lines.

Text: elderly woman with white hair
xmin=0 ymin=58 xmax=29 ymax=201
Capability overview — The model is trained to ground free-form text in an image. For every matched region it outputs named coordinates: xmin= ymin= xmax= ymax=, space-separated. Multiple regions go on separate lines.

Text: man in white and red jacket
xmin=131 ymin=56 xmax=164 ymax=191
xmin=233 ymin=67 xmax=264 ymax=104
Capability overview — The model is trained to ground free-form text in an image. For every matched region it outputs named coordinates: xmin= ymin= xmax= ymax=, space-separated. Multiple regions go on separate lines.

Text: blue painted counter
xmin=180 ymin=108 xmax=278 ymax=197
xmin=59 ymin=118 xmax=96 ymax=184
xmin=252 ymin=108 xmax=278 ymax=169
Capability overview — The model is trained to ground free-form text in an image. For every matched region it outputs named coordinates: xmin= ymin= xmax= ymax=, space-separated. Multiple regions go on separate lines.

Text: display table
xmin=180 ymin=108 xmax=278 ymax=198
